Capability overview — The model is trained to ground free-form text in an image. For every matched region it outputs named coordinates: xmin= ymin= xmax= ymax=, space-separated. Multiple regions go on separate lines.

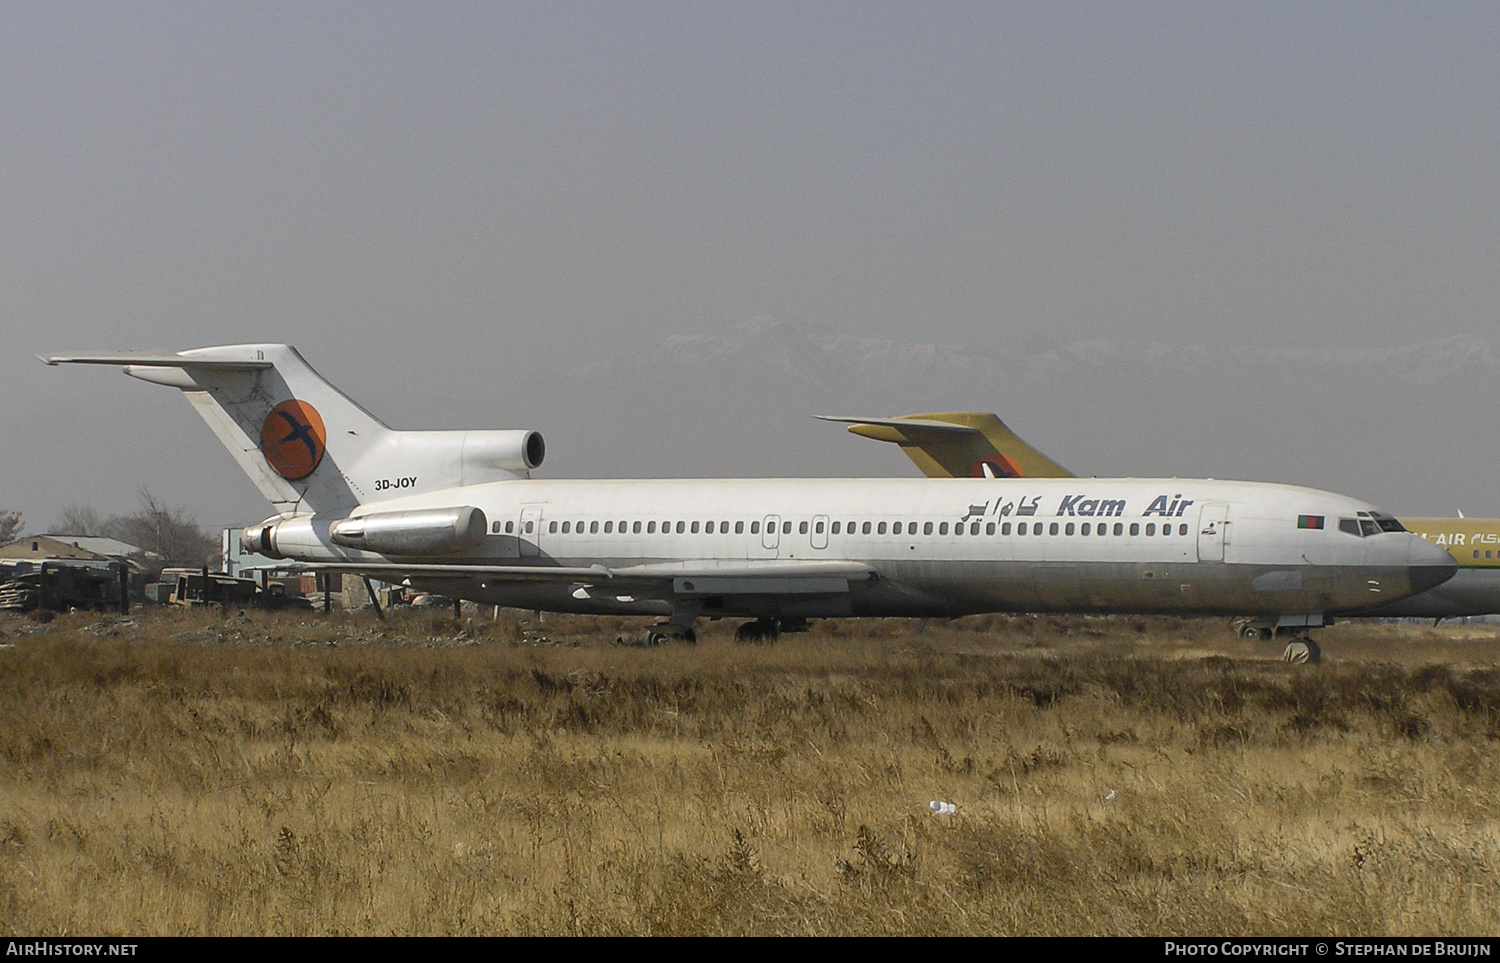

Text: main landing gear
xmin=733 ymin=617 xmax=810 ymax=643
xmin=734 ymin=618 xmax=780 ymax=643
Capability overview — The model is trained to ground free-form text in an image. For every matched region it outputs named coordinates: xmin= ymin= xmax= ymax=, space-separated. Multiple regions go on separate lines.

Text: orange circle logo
xmin=261 ymin=400 xmax=327 ymax=480
xmin=971 ymin=454 xmax=1023 ymax=479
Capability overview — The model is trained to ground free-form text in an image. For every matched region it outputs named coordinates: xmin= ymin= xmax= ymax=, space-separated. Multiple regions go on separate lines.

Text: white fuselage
xmin=273 ymin=476 xmax=1455 ymax=622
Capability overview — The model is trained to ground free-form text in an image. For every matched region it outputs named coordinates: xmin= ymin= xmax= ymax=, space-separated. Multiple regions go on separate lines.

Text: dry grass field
xmin=1 ymin=608 xmax=1498 ymax=936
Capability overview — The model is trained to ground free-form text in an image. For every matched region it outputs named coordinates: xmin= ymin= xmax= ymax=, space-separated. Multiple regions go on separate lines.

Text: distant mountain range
xmin=570 ymin=319 xmax=1497 ymax=388
xmin=515 ymin=319 xmax=1497 ymax=519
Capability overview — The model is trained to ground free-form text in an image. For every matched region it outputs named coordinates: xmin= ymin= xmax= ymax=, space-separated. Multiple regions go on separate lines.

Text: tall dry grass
xmin=0 ymin=609 xmax=1497 ymax=935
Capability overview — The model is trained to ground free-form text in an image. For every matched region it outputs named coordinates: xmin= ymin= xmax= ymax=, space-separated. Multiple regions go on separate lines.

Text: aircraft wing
xmin=271 ymin=558 xmax=874 ymax=597
xmin=273 ymin=562 xmax=614 ymax=581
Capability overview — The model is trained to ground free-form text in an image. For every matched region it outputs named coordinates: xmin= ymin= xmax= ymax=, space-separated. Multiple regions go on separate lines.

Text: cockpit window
xmin=1338 ymin=518 xmax=1362 ymax=537
xmin=1377 ymin=518 xmax=1406 ymax=533
xmin=1359 ymin=519 xmax=1380 ymax=537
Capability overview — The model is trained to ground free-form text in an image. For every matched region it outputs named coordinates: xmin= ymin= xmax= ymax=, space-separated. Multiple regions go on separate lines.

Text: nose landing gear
xmin=1282 ymin=637 xmax=1322 ymax=664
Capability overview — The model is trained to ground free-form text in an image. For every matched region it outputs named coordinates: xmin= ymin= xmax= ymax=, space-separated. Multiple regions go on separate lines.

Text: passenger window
xmin=676 ymin=521 xmax=686 ymax=534
xmin=816 ymin=521 xmax=825 ymax=534
xmin=736 ymin=521 xmax=744 ymax=534
xmin=561 ymin=521 xmax=570 ymax=534
xmin=862 ymin=521 xmax=872 ymax=535
xmin=832 ymin=521 xmax=841 ymax=535
xmin=1001 ymin=523 xmax=1011 ymax=535
xmin=720 ymin=521 xmax=729 ymax=534
xmin=1049 ymin=523 xmax=1059 ymax=536
xmin=506 ymin=520 xmax=515 ymax=534
xmin=924 ymin=522 xmax=934 ymax=535
xmin=800 ymin=521 xmax=809 ymax=535
xmin=633 ymin=521 xmax=642 ymax=534
xmin=1129 ymin=523 xmax=1139 ymax=536
xmin=603 ymin=521 xmax=612 ymax=534
xmin=548 ymin=521 xmax=557 ymax=533
xmin=1114 ymin=523 xmax=1124 ymax=536
xmin=783 ymin=521 xmax=792 ymax=534
xmin=647 ymin=521 xmax=656 ymax=534
xmin=1146 ymin=523 xmax=1155 ymax=536
xmin=1179 ymin=524 xmax=1188 ymax=536
xmin=492 ymin=521 xmax=501 ymax=534
xmin=986 ymin=523 xmax=995 ymax=535
xmin=1080 ymin=523 xmax=1090 ymax=536
xmin=940 ymin=522 xmax=949 ymax=535
xmin=1017 ymin=522 xmax=1027 ymax=535
xmin=1474 ymin=551 xmax=1481 ymax=559
xmin=751 ymin=521 xmax=760 ymax=535
xmin=1065 ymin=523 xmax=1075 ymax=536
xmin=955 ymin=523 xmax=964 ymax=537
xmin=877 ymin=522 xmax=886 ymax=535
xmin=691 ymin=522 xmax=700 ymax=534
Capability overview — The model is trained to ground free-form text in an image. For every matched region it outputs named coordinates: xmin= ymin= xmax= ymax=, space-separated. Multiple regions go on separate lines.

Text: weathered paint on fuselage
xmin=301 ymin=477 xmax=1453 ymax=622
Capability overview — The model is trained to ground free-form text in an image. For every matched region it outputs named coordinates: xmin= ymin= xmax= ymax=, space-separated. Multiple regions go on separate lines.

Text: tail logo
xmin=260 ymin=400 xmax=327 ymax=480
xmin=972 ymin=455 xmax=1023 ymax=479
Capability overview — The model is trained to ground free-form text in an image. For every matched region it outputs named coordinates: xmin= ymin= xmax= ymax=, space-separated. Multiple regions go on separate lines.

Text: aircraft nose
xmin=1406 ymin=536 xmax=1458 ymax=595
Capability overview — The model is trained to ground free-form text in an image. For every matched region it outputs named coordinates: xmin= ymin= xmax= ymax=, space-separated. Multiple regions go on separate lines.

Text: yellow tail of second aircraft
xmin=817 ymin=412 xmax=1073 ymax=479
xmin=825 ymin=410 xmax=1500 ymax=584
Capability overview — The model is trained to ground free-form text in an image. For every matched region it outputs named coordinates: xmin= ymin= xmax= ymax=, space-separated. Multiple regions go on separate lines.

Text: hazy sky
xmin=4 ymin=3 xmax=1498 ymax=530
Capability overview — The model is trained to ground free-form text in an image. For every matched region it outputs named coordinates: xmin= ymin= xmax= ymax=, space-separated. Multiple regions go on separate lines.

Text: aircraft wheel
xmin=678 ymin=626 xmax=697 ymax=645
xmin=1282 ymin=639 xmax=1322 ymax=664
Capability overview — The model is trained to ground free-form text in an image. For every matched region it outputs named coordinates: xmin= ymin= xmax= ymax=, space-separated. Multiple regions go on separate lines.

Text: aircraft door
xmin=811 ymin=514 xmax=829 ymax=550
xmin=520 ymin=505 xmax=543 ymax=557
xmin=762 ymin=514 xmax=781 ymax=556
xmin=1197 ymin=504 xmax=1229 ymax=561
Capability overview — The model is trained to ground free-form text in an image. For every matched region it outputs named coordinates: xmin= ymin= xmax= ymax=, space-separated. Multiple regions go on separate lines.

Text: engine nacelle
xmin=462 ymin=430 xmax=545 ymax=473
xmin=243 ymin=514 xmax=324 ymax=560
xmin=329 ymin=506 xmax=488 ymax=556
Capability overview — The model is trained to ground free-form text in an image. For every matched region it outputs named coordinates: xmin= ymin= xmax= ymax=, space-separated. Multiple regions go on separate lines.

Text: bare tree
xmin=0 ymin=511 xmax=21 ymax=546
xmin=50 ymin=504 xmax=107 ymax=538
xmin=109 ymin=489 xmax=219 ymax=572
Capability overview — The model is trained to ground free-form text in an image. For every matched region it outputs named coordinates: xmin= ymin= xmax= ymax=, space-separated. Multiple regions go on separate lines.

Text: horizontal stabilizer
xmin=816 ymin=415 xmax=979 ymax=435
xmin=39 ymin=351 xmax=272 ymax=370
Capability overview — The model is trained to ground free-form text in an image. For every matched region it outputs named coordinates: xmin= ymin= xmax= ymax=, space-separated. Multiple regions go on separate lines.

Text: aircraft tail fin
xmin=817 ymin=412 xmax=1074 ymax=479
xmin=41 ymin=345 xmax=544 ymax=518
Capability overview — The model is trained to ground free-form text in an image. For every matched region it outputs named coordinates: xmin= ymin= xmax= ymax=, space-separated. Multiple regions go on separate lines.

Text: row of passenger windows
xmin=492 ymin=518 xmax=1193 ymax=538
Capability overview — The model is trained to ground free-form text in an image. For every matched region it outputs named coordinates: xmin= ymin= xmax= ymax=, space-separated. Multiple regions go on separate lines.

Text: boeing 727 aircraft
xmin=43 ymin=346 xmax=1455 ymax=656
xmin=824 ymin=411 xmax=1499 ymax=626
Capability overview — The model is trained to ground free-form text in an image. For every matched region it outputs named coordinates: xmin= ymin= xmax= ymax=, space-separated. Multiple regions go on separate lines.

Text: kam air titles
xmin=963 ymin=492 xmax=1191 ymax=521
